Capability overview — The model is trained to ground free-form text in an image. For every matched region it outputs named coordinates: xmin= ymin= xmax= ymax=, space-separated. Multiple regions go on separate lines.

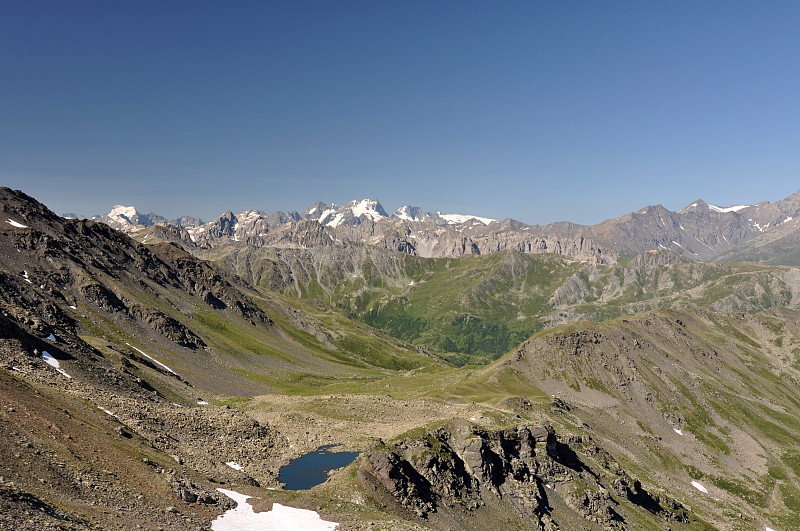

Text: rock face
xmin=357 ymin=423 xmax=691 ymax=530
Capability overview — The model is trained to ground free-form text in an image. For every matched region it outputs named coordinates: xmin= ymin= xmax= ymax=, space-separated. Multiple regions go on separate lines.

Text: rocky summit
xmin=3 ymin=186 xmax=800 ymax=530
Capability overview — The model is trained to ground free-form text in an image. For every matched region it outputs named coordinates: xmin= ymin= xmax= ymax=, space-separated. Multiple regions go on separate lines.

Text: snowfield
xmin=437 ymin=212 xmax=496 ymax=225
xmin=6 ymin=218 xmax=29 ymax=228
xmin=41 ymin=351 xmax=71 ymax=378
xmin=213 ymin=489 xmax=339 ymax=530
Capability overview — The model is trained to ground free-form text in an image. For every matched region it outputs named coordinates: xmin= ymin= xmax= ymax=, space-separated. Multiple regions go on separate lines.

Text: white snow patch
xmin=438 ymin=212 xmax=496 ymax=225
xmin=783 ymin=216 xmax=793 ymax=224
xmin=197 ymin=400 xmax=209 ymax=406
xmin=213 ymin=488 xmax=339 ymax=531
xmin=41 ymin=351 xmax=71 ymax=378
xmin=317 ymin=208 xmax=338 ymax=225
xmin=47 ymin=333 xmax=56 ymax=341
xmin=328 ymin=213 xmax=345 ymax=228
xmin=22 ymin=271 xmax=33 ymax=284
xmin=98 ymin=406 xmax=116 ymax=417
xmin=671 ymin=241 xmax=683 ymax=248
xmin=766 ymin=526 xmax=776 ymax=531
xmin=708 ymin=204 xmax=750 ymax=213
xmin=125 ymin=342 xmax=176 ymax=374
xmin=673 ymin=428 xmax=683 ymax=436
xmin=691 ymin=481 xmax=708 ymax=494
xmin=69 ymin=305 xmax=77 ymax=310
xmin=225 ymin=461 xmax=244 ymax=471
xmin=6 ymin=219 xmax=29 ymax=228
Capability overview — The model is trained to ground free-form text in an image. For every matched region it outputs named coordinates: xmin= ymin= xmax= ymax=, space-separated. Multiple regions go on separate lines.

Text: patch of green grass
xmin=584 ymin=377 xmax=610 ymax=393
xmin=780 ymin=483 xmax=800 ymax=513
xmin=782 ymin=450 xmax=800 ymax=478
xmin=709 ymin=475 xmax=772 ymax=508
xmin=730 ymin=328 xmax=761 ymax=349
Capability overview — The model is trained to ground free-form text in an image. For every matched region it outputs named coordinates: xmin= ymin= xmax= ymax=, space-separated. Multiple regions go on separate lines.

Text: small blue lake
xmin=278 ymin=445 xmax=360 ymax=490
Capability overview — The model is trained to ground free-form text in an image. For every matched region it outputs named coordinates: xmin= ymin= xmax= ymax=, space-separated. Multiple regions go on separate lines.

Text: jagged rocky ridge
xmin=93 ymin=188 xmax=800 ymax=264
xmin=98 ymin=198 xmax=615 ymax=263
xmin=358 ymin=422 xmax=693 ymax=530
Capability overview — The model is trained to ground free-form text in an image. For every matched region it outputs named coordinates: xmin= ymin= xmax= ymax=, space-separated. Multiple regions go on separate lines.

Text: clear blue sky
xmin=2 ymin=1 xmax=800 ymax=224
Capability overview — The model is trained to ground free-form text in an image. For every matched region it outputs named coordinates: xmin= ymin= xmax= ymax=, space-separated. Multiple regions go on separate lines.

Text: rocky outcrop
xmin=474 ymin=233 xmax=615 ymax=264
xmin=128 ymin=306 xmax=206 ymax=350
xmin=79 ymin=282 xmax=127 ymax=312
xmin=357 ymin=423 xmax=691 ymax=530
xmin=263 ymin=219 xmax=335 ymax=248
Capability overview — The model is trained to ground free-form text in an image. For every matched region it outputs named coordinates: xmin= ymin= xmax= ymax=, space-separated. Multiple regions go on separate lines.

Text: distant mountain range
xmin=82 ymin=189 xmax=800 ymax=265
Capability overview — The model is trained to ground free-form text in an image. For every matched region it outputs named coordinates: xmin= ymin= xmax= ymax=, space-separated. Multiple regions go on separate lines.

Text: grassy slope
xmin=67 ymin=269 xmax=445 ymax=397
xmin=485 ymin=307 xmax=800 ymax=530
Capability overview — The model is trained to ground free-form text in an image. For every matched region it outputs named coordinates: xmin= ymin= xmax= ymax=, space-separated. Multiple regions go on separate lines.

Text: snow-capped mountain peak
xmin=393 ymin=205 xmax=428 ymax=221
xmin=92 ymin=205 xmax=152 ymax=229
xmin=303 ymin=199 xmax=388 ymax=228
xmin=677 ymin=199 xmax=751 ymax=215
xmin=301 ymin=199 xmax=495 ymax=228
xmin=349 ymin=199 xmax=388 ymax=221
xmin=109 ymin=205 xmax=139 ymax=220
xmin=304 ymin=201 xmax=328 ymax=218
